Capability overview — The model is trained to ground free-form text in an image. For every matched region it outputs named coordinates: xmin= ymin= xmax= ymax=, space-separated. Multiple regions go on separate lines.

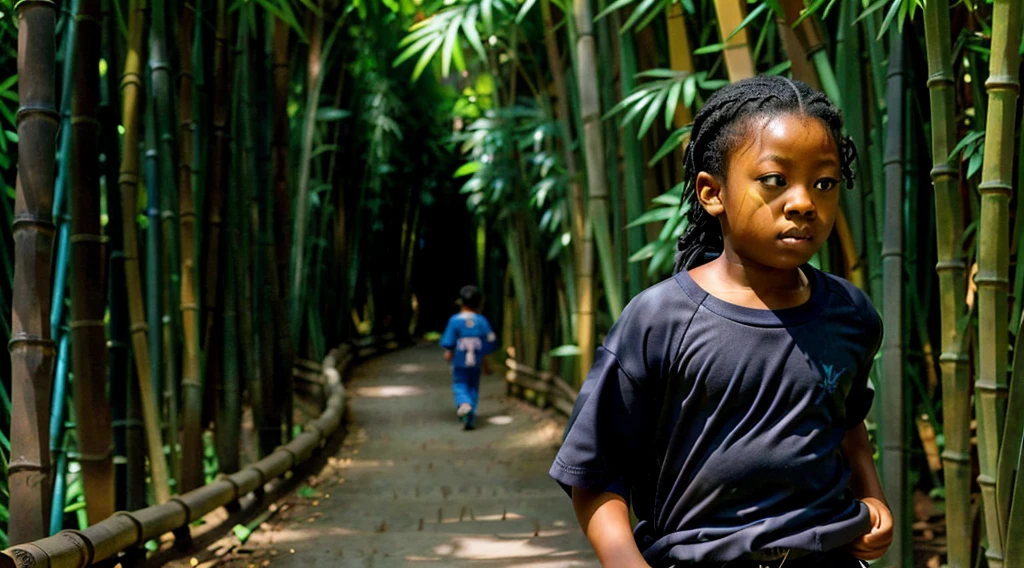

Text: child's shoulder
xmin=816 ymin=269 xmax=876 ymax=314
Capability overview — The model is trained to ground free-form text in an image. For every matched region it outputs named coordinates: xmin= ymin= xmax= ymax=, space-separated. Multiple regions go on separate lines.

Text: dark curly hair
xmin=672 ymin=75 xmax=857 ymax=273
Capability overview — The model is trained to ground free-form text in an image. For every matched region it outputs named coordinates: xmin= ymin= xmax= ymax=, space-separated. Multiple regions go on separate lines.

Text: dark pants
xmin=679 ymin=548 xmax=867 ymax=568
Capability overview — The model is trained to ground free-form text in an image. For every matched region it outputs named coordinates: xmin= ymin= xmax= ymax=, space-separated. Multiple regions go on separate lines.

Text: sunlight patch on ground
xmin=396 ymin=363 xmax=427 ymax=374
xmin=486 ymin=419 xmax=564 ymax=450
xmin=353 ymin=384 xmax=427 ymax=398
xmin=486 ymin=415 xmax=514 ymax=425
xmin=431 ymin=535 xmax=563 ymax=560
xmin=256 ymin=525 xmax=365 ymax=544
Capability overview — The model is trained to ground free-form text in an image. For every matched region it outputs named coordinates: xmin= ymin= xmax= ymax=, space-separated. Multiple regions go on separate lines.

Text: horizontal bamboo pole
xmin=0 ymin=338 xmax=402 ymax=568
xmin=505 ymin=358 xmax=580 ymax=418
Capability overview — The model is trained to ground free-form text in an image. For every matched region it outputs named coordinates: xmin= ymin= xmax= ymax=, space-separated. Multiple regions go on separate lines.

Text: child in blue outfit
xmin=440 ymin=285 xmax=497 ymax=430
xmin=550 ymin=77 xmax=892 ymax=567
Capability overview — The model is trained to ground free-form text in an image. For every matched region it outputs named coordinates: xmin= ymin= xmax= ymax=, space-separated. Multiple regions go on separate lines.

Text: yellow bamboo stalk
xmin=977 ymin=2 xmax=1022 ymax=565
xmin=120 ymin=0 xmax=171 ymax=504
xmin=712 ymin=0 xmax=754 ymax=81
xmin=665 ymin=3 xmax=693 ymax=127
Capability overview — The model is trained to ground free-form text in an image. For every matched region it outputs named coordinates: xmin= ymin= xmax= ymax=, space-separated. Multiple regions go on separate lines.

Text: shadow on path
xmin=178 ymin=342 xmax=595 ymax=567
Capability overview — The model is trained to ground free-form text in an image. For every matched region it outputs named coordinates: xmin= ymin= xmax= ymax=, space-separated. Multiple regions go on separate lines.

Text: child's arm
xmin=841 ymin=422 xmax=893 ymax=560
xmin=572 ymin=487 xmax=649 ymax=568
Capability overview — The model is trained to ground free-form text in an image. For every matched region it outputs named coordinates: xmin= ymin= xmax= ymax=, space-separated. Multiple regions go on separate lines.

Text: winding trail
xmin=214 ymin=342 xmax=595 ymax=567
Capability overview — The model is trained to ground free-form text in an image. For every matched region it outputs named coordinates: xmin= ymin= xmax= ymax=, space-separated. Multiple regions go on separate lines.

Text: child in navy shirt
xmin=440 ymin=285 xmax=497 ymax=430
xmin=550 ymin=77 xmax=892 ymax=567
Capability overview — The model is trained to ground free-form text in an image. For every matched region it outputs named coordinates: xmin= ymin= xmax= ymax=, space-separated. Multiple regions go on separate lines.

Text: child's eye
xmin=814 ymin=178 xmax=840 ymax=192
xmin=759 ymin=174 xmax=786 ymax=187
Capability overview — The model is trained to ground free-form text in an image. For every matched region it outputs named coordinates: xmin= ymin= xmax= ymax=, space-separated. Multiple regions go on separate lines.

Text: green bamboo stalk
xmin=834 ymin=0 xmax=866 ymax=287
xmin=70 ymin=0 xmax=114 ymax=524
xmin=149 ymin=0 xmax=182 ymax=482
xmin=178 ymin=0 xmax=205 ymax=494
xmin=879 ymin=24 xmax=907 ymax=568
xmin=614 ymin=11 xmax=646 ymax=301
xmin=291 ymin=0 xmax=325 ymax=342
xmin=120 ymin=0 xmax=172 ymax=504
xmin=9 ymin=0 xmax=59 ymax=544
xmin=144 ymin=55 xmax=164 ymax=454
xmin=922 ymin=1 xmax=972 ymax=565
xmin=978 ymin=3 xmax=1023 ymax=565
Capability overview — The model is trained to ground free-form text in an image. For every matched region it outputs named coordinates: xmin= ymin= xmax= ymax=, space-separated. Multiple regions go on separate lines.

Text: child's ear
xmin=695 ymin=172 xmax=724 ymax=217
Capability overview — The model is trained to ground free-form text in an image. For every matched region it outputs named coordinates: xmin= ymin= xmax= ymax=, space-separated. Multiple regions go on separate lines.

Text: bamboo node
xmin=69 ymin=319 xmax=106 ymax=329
xmin=935 ymin=259 xmax=966 ymax=272
xmin=973 ymin=275 xmax=1010 ymax=286
xmin=977 ymin=180 xmax=1013 ymax=196
xmin=118 ymin=172 xmax=140 ymax=185
xmin=929 ymin=164 xmax=957 ymax=177
xmin=112 ymin=512 xmax=145 ymax=546
xmin=975 ymin=380 xmax=1008 ymax=394
xmin=15 ymin=104 xmax=59 ymax=127
xmin=8 ymin=332 xmax=56 ymax=352
xmin=983 ymin=76 xmax=1021 ymax=92
xmin=941 ymin=450 xmax=972 ymax=464
xmin=58 ymin=530 xmax=94 ymax=565
xmin=11 ymin=215 xmax=56 ymax=234
xmin=119 ymin=72 xmax=144 ymax=90
xmin=925 ymin=73 xmax=955 ymax=88
xmin=129 ymin=322 xmax=149 ymax=333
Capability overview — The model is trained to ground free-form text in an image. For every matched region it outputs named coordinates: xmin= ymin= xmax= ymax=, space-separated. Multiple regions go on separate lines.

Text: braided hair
xmin=672 ymin=76 xmax=857 ymax=273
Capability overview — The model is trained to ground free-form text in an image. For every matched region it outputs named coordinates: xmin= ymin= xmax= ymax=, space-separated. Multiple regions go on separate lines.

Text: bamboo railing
xmin=505 ymin=356 xmax=578 ymax=419
xmin=0 ymin=335 xmax=410 ymax=568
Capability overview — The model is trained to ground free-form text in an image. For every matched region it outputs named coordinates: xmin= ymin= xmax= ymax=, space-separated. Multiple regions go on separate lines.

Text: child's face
xmin=697 ymin=112 xmax=842 ymax=271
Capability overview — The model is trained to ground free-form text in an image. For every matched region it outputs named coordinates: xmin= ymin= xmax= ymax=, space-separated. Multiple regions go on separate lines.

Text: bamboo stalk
xmin=9 ymin=0 xmax=59 ymax=544
xmin=178 ymin=0 xmax=205 ymax=494
xmin=978 ymin=2 xmax=1023 ymax=564
xmin=271 ymin=16 xmax=295 ymax=441
xmin=712 ymin=0 xmax=754 ymax=81
xmin=70 ymin=0 xmax=115 ymax=524
xmin=143 ymin=47 xmax=164 ymax=463
xmin=776 ymin=0 xmax=820 ymax=91
xmin=573 ymin=0 xmax=621 ymax=380
xmin=120 ymin=0 xmax=172 ymax=504
xmin=922 ymin=1 xmax=971 ymax=565
xmin=665 ymin=3 xmax=693 ymax=127
xmin=879 ymin=25 xmax=907 ymax=568
xmin=291 ymin=0 xmax=324 ymax=341
xmin=149 ymin=0 xmax=182 ymax=482
xmin=615 ymin=10 xmax=646 ymax=301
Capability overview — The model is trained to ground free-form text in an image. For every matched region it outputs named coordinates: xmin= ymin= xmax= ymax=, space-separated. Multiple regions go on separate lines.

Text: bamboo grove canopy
xmin=1 ymin=1 xmax=1024 ymax=567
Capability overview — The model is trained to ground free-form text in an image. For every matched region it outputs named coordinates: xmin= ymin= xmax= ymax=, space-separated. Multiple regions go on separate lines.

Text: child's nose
xmin=783 ymin=187 xmax=816 ymax=218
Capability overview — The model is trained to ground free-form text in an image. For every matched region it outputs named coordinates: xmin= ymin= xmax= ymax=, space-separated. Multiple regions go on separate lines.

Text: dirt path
xmin=205 ymin=343 xmax=596 ymax=567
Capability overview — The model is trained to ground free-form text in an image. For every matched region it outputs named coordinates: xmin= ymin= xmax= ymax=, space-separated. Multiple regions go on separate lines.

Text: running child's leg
xmin=452 ymin=368 xmax=474 ymax=416
xmin=465 ymin=367 xmax=482 ymax=427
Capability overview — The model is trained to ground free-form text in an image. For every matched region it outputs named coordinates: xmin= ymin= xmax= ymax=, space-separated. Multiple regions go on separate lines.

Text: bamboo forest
xmin=0 ymin=0 xmax=1022 ymax=566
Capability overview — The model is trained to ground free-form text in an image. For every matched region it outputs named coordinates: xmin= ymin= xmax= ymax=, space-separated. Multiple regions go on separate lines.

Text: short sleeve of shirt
xmin=845 ymin=301 xmax=883 ymax=427
xmin=440 ymin=316 xmax=458 ymax=350
xmin=549 ymin=346 xmax=647 ymax=495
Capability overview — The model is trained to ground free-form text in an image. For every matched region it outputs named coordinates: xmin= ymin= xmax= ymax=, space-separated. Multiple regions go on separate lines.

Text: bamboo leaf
xmin=595 ymin=0 xmax=636 ymax=22
xmin=627 ymin=206 xmax=676 ymax=228
xmin=855 ymin=0 xmax=890 ymax=23
xmin=621 ymin=0 xmax=661 ymax=32
xmin=665 ymin=80 xmax=682 ymax=130
xmin=629 ymin=240 xmax=661 ymax=262
xmin=394 ymin=32 xmax=440 ymax=67
xmin=454 ymin=161 xmax=482 ymax=177
xmin=637 ymin=88 xmax=669 ymax=138
xmin=693 ymin=42 xmax=726 ymax=55
xmin=517 ymin=0 xmax=538 ymax=22
xmin=648 ymin=126 xmax=691 ymax=166
xmin=315 ymin=107 xmax=351 ymax=122
xmin=877 ymin=0 xmax=903 ymax=41
xmin=462 ymin=6 xmax=488 ymax=61
xmin=550 ymin=344 xmax=582 ymax=357
xmin=726 ymin=1 xmax=768 ymax=42
xmin=440 ymin=13 xmax=464 ymax=77
xmin=412 ymin=33 xmax=447 ymax=80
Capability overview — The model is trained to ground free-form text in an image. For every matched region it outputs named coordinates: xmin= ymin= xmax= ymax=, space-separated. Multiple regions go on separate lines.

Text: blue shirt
xmin=441 ymin=312 xmax=497 ymax=368
xmin=549 ymin=267 xmax=882 ymax=566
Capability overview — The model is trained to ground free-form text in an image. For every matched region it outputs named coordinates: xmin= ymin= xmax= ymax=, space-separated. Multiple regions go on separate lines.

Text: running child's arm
xmin=841 ymin=422 xmax=893 ymax=560
xmin=572 ymin=487 xmax=649 ymax=568
xmin=440 ymin=317 xmax=457 ymax=361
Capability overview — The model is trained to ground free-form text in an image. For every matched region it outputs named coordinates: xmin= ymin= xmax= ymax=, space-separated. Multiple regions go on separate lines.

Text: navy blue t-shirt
xmin=549 ymin=267 xmax=882 ymax=566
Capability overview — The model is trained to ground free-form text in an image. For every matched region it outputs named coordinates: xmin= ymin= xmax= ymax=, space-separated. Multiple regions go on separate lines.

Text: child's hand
xmin=444 ymin=350 xmax=453 ymax=362
xmin=846 ymin=497 xmax=893 ymax=560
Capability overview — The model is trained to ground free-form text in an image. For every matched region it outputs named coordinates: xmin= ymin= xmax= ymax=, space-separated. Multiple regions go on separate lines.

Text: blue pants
xmin=452 ymin=366 xmax=482 ymax=423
